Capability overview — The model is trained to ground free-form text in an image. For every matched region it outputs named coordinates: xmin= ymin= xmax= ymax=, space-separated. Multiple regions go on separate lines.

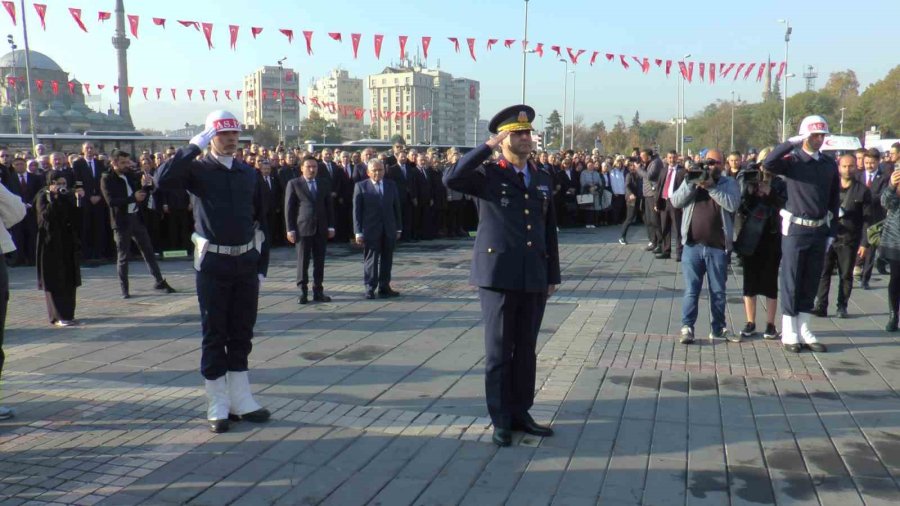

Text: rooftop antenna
xmin=803 ymin=65 xmax=817 ymax=92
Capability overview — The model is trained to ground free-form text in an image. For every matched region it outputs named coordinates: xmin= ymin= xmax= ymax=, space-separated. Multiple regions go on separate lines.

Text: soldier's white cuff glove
xmin=788 ymin=135 xmax=806 ymax=146
xmin=190 ymin=127 xmax=218 ymax=150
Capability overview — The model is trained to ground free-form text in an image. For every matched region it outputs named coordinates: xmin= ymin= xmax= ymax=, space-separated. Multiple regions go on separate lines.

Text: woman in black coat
xmin=36 ymin=170 xmax=84 ymax=326
xmin=879 ymin=163 xmax=900 ymax=331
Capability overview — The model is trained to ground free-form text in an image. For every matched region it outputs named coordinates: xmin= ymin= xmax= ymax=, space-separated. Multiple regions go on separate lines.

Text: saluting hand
xmin=485 ymin=131 xmax=511 ymax=149
xmin=890 ymin=170 xmax=900 ymax=188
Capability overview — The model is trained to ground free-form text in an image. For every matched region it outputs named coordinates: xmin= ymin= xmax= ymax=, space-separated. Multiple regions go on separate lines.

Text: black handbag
xmin=734 ymin=202 xmax=769 ymax=256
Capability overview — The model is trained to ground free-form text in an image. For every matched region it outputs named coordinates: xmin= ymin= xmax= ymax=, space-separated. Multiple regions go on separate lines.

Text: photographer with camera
xmin=36 ymin=170 xmax=85 ymax=327
xmin=812 ymin=154 xmax=870 ymax=319
xmin=672 ymin=150 xmax=740 ymax=344
xmin=734 ymin=150 xmax=787 ymax=341
xmin=763 ymin=115 xmax=840 ymax=353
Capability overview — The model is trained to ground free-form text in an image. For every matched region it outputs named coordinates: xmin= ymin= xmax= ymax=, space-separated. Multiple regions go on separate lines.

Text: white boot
xmin=797 ymin=313 xmax=818 ymax=343
xmin=205 ymin=376 xmax=230 ymax=421
xmin=227 ymin=371 xmax=269 ymax=422
xmin=781 ymin=315 xmax=798 ymax=345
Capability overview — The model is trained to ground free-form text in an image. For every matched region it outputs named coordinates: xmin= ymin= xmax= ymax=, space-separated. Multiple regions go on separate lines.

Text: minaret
xmin=763 ymin=55 xmax=772 ymax=102
xmin=112 ymin=0 xmax=133 ymax=128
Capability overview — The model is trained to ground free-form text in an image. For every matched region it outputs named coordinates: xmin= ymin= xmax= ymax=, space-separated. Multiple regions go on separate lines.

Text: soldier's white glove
xmin=190 ymin=126 xmax=218 ymax=150
xmin=788 ymin=134 xmax=806 ymax=146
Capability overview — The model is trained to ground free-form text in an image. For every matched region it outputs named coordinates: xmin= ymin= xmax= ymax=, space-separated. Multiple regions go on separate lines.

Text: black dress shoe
xmin=208 ymin=419 xmax=230 ymax=433
xmin=811 ymin=306 xmax=827 ymax=317
xmin=492 ymin=427 xmax=512 ymax=447
xmin=512 ymin=414 xmax=554 ymax=437
xmin=836 ymin=307 xmax=848 ymax=319
xmin=298 ymin=294 xmax=309 ymax=304
xmin=861 ymin=281 xmax=871 ymax=290
xmin=379 ymin=288 xmax=401 ymax=297
xmin=783 ymin=343 xmax=802 ymax=353
xmin=365 ymin=291 xmax=376 ymax=299
xmin=887 ymin=312 xmax=898 ymax=332
xmin=313 ymin=293 xmax=332 ymax=302
xmin=655 ymin=253 xmax=671 ymax=260
xmin=154 ymin=280 xmax=176 ymax=293
xmin=122 ymin=292 xmax=130 ymax=299
xmin=231 ymin=408 xmax=270 ymax=423
xmin=644 ymin=243 xmax=657 ymax=251
xmin=803 ymin=343 xmax=828 ymax=353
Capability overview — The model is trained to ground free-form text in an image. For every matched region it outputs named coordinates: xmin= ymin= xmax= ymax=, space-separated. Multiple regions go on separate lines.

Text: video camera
xmin=685 ymin=161 xmax=716 ymax=184
xmin=737 ymin=163 xmax=765 ymax=185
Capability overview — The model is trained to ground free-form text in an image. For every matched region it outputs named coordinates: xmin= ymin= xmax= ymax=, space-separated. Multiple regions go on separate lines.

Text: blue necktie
xmin=309 ymin=180 xmax=317 ymax=199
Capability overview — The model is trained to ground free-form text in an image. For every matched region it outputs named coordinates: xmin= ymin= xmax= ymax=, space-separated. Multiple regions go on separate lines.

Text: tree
xmin=390 ymin=134 xmax=406 ymax=144
xmin=252 ymin=123 xmax=279 ymax=146
xmin=368 ymin=124 xmax=379 ymax=139
xmin=546 ymin=110 xmax=563 ymax=150
xmin=300 ymin=111 xmax=343 ymax=143
xmin=605 ymin=118 xmax=629 ymax=154
xmin=822 ymin=70 xmax=860 ymax=103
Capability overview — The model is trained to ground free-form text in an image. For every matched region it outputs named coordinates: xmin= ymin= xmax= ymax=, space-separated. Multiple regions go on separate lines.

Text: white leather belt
xmin=208 ymin=240 xmax=254 ymax=256
xmin=788 ymin=215 xmax=827 ymax=227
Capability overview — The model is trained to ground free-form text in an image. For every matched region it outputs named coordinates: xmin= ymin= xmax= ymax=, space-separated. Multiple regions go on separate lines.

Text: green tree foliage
xmin=546 ymin=109 xmax=563 ymax=150
xmin=251 ymin=123 xmax=279 ymax=147
xmin=300 ymin=111 xmax=343 ymax=143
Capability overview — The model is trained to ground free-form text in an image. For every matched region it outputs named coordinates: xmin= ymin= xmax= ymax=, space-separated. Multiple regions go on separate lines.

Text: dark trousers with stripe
xmin=781 ymin=230 xmax=828 ymax=316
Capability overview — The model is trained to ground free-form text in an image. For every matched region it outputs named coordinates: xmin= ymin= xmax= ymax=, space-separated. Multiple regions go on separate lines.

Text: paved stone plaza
xmin=0 ymin=228 xmax=898 ymax=505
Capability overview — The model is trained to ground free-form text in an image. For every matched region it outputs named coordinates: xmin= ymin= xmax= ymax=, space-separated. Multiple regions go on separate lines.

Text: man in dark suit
xmin=258 ymin=159 xmax=284 ymax=248
xmin=859 ymin=148 xmax=889 ymax=288
xmin=555 ymin=158 xmax=579 ymax=227
xmin=286 ymin=156 xmax=335 ymax=304
xmin=444 ymin=105 xmax=560 ymax=447
xmin=637 ymin=148 xmax=664 ymax=252
xmin=385 ymin=150 xmax=416 ymax=242
xmin=6 ymin=157 xmax=41 ymax=265
xmin=334 ymin=151 xmax=355 ymax=243
xmin=72 ymin=142 xmax=111 ymax=261
xmin=100 ymin=150 xmax=175 ymax=299
xmin=656 ymin=150 xmax=686 ymax=260
xmin=411 ymin=153 xmax=434 ymax=240
xmin=352 ymin=148 xmax=375 ymax=183
xmin=317 ymin=148 xmax=345 ymax=243
xmin=277 ymin=154 xmax=299 ymax=190
xmin=353 ymin=159 xmax=401 ymax=299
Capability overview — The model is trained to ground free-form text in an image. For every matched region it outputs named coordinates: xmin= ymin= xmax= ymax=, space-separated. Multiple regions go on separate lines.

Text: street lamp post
xmin=679 ymin=53 xmax=691 ymax=156
xmin=277 ymin=57 xmax=287 ymax=145
xmin=18 ymin=0 xmax=37 ymax=152
xmin=6 ymin=35 xmax=19 ymax=134
xmin=730 ymin=91 xmax=736 ymax=152
xmin=559 ymin=58 xmax=567 ymax=151
xmin=569 ymin=70 xmax=576 ymax=151
xmin=840 ymin=107 xmax=846 ymax=135
xmin=778 ymin=19 xmax=792 ymax=142
xmin=521 ymin=0 xmax=529 ymax=103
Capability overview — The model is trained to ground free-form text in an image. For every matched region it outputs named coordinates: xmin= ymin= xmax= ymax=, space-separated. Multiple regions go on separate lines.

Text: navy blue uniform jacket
xmin=763 ymin=141 xmax=840 ymax=237
xmin=444 ymin=144 xmax=561 ymax=293
xmin=156 ymin=144 xmax=269 ymax=277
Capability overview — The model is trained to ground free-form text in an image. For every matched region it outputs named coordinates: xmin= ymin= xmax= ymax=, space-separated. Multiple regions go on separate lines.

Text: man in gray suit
xmin=286 ymin=156 xmax=335 ymax=304
xmin=353 ymin=159 xmax=402 ymax=299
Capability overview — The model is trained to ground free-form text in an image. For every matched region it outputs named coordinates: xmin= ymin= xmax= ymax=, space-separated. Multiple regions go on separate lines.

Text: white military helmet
xmin=798 ymin=115 xmax=829 ymax=136
xmin=205 ymin=110 xmax=242 ymax=133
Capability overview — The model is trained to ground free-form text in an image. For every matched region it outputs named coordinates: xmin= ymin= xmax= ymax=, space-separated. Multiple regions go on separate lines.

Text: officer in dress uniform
xmin=156 ymin=110 xmax=271 ymax=433
xmin=444 ymin=105 xmax=561 ymax=447
xmin=763 ymin=115 xmax=839 ymax=353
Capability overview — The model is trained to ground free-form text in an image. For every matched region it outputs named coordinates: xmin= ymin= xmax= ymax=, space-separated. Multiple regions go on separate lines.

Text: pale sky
xmin=9 ymin=0 xmax=898 ymax=133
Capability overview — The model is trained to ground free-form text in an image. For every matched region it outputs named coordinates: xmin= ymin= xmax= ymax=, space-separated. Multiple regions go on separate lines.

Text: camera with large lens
xmin=57 ymin=186 xmax=69 ymax=195
xmin=685 ymin=161 xmax=713 ymax=183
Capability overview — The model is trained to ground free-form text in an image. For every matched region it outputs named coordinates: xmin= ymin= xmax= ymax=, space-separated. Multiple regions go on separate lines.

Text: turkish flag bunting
xmin=82 ymin=83 xmax=91 ymax=95
xmin=486 ymin=38 xmax=498 ymax=50
xmin=127 ymin=86 xmax=134 ymax=98
xmin=688 ymin=62 xmax=695 ymax=82
xmin=128 ymin=15 xmax=139 ymax=38
xmin=154 ymin=18 xmax=167 ymax=28
xmin=199 ymin=90 xmax=206 ymax=101
xmin=605 ymin=53 xmax=614 ymax=61
xmin=67 ymin=81 xmax=75 ymax=94
xmin=721 ymin=63 xmax=736 ymax=78
xmin=448 ymin=37 xmax=459 ymax=52
xmin=776 ymin=61 xmax=786 ymax=82
xmin=743 ymin=63 xmax=756 ymax=80
xmin=503 ymin=39 xmax=515 ymax=48
xmin=351 ymin=33 xmax=361 ymax=58
xmin=202 ymin=23 xmax=214 ymax=49
xmin=641 ymin=57 xmax=650 ymax=73
xmin=35 ymin=79 xmax=43 ymax=92
xmin=285 ymin=70 xmax=293 ymax=82
xmin=757 ymin=62 xmax=766 ymax=82
xmin=213 ymin=90 xmax=219 ymax=102
xmin=354 ymin=108 xmax=364 ymax=120
xmin=229 ymin=25 xmax=239 ymax=50
xmin=303 ymin=30 xmax=314 ymax=55
xmin=619 ymin=55 xmax=630 ymax=69
xmin=2 ymin=1 xmax=14 ymax=26
xmin=98 ymin=11 xmax=110 ymax=22
xmin=51 ymin=80 xmax=59 ymax=95
xmin=328 ymin=32 xmax=342 ymax=42
xmin=69 ymin=8 xmax=87 ymax=33
xmin=142 ymin=87 xmax=148 ymax=100
xmin=655 ymin=58 xmax=663 ymax=67
xmin=550 ymin=45 xmax=561 ymax=58
xmin=678 ymin=61 xmax=688 ymax=81
xmin=665 ymin=60 xmax=672 ymax=76
xmin=97 ymin=84 xmax=105 ymax=90
xmin=699 ymin=62 xmax=706 ymax=81
xmin=709 ymin=63 xmax=716 ymax=83
xmin=187 ymin=89 xmax=193 ymax=100
xmin=398 ymin=35 xmax=408 ymax=59
xmin=590 ymin=51 xmax=599 ymax=66
xmin=280 ymin=29 xmax=293 ymax=43
xmin=170 ymin=88 xmax=176 ymax=100
xmin=467 ymin=38 xmax=477 ymax=61
xmin=33 ymin=4 xmax=46 ymax=30
xmin=298 ymin=95 xmax=306 ymax=104
xmin=374 ymin=34 xmax=384 ymax=59
xmin=236 ymin=90 xmax=243 ymax=100
xmin=155 ymin=87 xmax=161 ymax=99
xmin=261 ymin=90 xmax=267 ymax=99
xmin=251 ymin=26 xmax=263 ymax=38
xmin=113 ymin=85 xmax=119 ymax=93
xmin=225 ymin=90 xmax=232 ymax=101
xmin=311 ymin=97 xmax=320 ymax=107
xmin=534 ymin=43 xmax=544 ymax=57
xmin=567 ymin=48 xmax=585 ymax=64
xmin=421 ymin=36 xmax=430 ymax=59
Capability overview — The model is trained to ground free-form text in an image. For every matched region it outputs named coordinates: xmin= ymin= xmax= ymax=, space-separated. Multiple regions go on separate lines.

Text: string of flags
xmin=0 ymin=2 xmax=787 ymax=84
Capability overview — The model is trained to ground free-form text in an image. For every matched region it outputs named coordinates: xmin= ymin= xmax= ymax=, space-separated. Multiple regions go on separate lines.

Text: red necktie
xmin=867 ymin=174 xmax=872 ymax=188
xmin=662 ymin=168 xmax=675 ymax=199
